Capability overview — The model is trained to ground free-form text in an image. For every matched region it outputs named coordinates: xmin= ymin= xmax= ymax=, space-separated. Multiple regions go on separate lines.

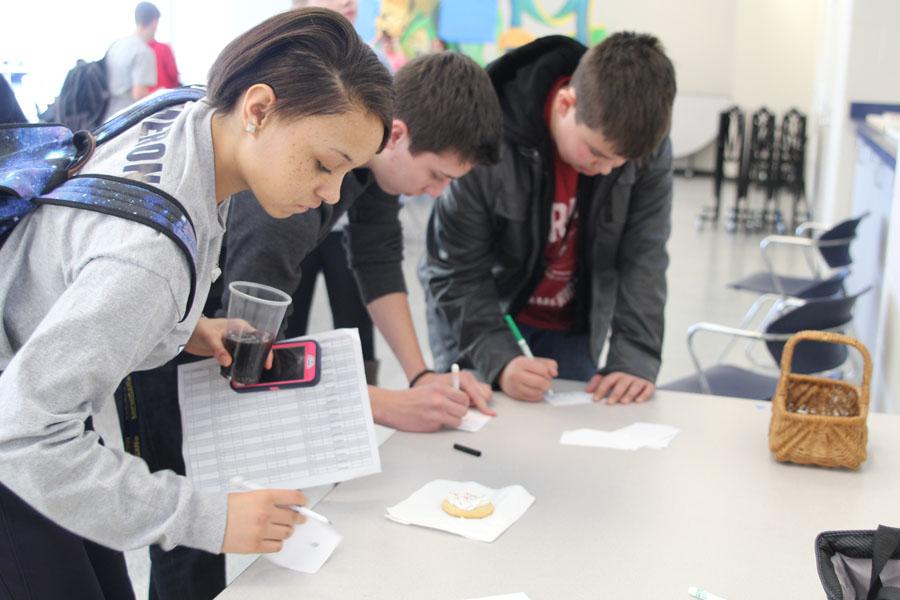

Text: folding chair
xmin=659 ymin=289 xmax=869 ymax=399
xmin=728 ymin=213 xmax=868 ymax=297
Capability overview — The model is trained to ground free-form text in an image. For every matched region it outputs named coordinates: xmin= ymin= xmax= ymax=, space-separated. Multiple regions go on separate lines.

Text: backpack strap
xmin=93 ymin=87 xmax=207 ymax=146
xmin=36 ymin=174 xmax=199 ymax=322
xmin=2 ymin=88 xmax=209 ymax=320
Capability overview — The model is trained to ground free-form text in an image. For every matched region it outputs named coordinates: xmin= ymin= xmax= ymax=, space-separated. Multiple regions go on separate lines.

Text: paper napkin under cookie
xmin=385 ymin=479 xmax=534 ymax=543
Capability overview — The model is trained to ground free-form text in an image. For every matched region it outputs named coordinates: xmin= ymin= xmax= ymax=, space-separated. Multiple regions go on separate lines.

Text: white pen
xmin=229 ymin=476 xmax=331 ymax=524
xmin=688 ymin=586 xmax=728 ymax=600
xmin=451 ymin=363 xmax=460 ymax=391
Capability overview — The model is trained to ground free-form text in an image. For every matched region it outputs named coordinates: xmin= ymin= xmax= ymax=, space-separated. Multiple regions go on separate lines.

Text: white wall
xmin=731 ymin=0 xmax=822 ymax=116
xmin=815 ymin=0 xmax=900 ymax=224
xmin=168 ymin=0 xmax=290 ymax=87
xmin=598 ymin=0 xmax=736 ymax=99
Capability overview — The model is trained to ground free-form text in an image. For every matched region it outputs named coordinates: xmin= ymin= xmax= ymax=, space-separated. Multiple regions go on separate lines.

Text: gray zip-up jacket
xmin=418 ymin=36 xmax=673 ymax=386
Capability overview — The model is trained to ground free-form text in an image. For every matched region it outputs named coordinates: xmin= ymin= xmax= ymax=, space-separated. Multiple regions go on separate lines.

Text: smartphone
xmin=229 ymin=339 xmax=321 ymax=393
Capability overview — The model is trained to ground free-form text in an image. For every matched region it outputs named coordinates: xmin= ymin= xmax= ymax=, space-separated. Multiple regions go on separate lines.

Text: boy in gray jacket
xmin=419 ymin=33 xmax=677 ymax=404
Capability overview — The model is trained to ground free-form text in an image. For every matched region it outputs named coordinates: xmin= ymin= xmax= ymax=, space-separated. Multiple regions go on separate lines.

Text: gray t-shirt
xmin=0 ymin=99 xmax=229 ymax=553
xmin=104 ymin=34 xmax=157 ymax=121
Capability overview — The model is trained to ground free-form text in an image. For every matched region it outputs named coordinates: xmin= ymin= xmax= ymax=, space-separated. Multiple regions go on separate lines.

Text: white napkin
xmin=560 ymin=422 xmax=680 ymax=450
xmin=545 ymin=391 xmax=593 ymax=407
xmin=457 ymin=409 xmax=492 ymax=432
xmin=386 ymin=480 xmax=534 ymax=543
xmin=265 ymin=517 xmax=342 ymax=573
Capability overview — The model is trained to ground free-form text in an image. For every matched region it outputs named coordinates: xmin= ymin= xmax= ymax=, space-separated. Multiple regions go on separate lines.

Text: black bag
xmin=1 ymin=87 xmax=206 ymax=320
xmin=39 ymin=58 xmax=109 ymax=131
xmin=817 ymin=525 xmax=900 ymax=600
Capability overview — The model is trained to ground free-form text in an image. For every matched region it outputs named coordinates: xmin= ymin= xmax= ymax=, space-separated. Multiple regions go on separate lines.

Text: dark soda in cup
xmin=223 ymin=330 xmax=275 ymax=384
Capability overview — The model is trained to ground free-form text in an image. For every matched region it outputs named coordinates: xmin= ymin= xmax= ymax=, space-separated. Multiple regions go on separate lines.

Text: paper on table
xmin=265 ymin=517 xmax=342 ymax=574
xmin=560 ymin=422 xmax=680 ymax=450
xmin=178 ymin=329 xmax=381 ymax=492
xmin=615 ymin=422 xmax=680 ymax=449
xmin=457 ymin=409 xmax=492 ymax=432
xmin=545 ymin=391 xmax=594 ymax=407
xmin=560 ymin=428 xmax=643 ymax=450
xmin=464 ymin=595 xmax=533 ymax=600
xmin=386 ymin=480 xmax=534 ymax=543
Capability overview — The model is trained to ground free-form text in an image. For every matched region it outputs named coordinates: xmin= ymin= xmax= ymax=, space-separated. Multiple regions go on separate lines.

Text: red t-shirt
xmin=517 ymin=76 xmax=580 ymax=332
xmin=148 ymin=40 xmax=179 ymax=92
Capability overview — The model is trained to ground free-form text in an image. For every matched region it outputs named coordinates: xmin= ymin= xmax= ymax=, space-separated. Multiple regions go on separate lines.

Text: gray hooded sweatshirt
xmin=0 ymin=99 xmax=229 ymax=553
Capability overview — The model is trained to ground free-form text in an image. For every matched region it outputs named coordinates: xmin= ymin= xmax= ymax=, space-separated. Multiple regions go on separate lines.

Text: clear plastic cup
xmin=224 ymin=281 xmax=291 ymax=384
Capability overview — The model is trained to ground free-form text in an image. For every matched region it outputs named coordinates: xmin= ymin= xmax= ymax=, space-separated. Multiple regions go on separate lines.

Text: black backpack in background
xmin=39 ymin=58 xmax=109 ymax=131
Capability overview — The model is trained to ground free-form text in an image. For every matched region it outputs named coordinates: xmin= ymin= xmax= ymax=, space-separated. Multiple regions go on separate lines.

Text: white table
xmin=217 ymin=385 xmax=900 ymax=599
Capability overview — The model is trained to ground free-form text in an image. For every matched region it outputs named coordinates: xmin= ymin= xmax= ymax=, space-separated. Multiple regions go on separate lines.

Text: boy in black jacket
xmin=419 ymin=33 xmax=676 ymax=404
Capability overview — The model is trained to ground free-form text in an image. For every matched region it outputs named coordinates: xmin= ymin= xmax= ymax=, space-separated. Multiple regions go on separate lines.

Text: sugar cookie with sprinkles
xmin=441 ymin=491 xmax=495 ymax=519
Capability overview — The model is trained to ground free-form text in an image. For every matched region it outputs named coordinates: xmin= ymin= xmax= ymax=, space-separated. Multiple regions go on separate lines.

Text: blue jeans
xmin=517 ymin=324 xmax=597 ymax=381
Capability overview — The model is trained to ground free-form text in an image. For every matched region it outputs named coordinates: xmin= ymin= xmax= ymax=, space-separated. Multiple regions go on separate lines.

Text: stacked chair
xmin=730 ymin=107 xmax=777 ymax=233
xmin=770 ymin=109 xmax=809 ymax=231
xmin=698 ymin=106 xmax=810 ymax=234
xmin=697 ymin=106 xmax=745 ymax=229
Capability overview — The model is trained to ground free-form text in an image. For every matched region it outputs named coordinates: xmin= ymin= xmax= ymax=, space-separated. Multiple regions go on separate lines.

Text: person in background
xmin=419 ymin=32 xmax=677 ymax=405
xmin=147 ymin=21 xmax=180 ymax=92
xmin=103 ymin=2 xmax=159 ymax=121
xmin=0 ymin=74 xmax=26 ymax=124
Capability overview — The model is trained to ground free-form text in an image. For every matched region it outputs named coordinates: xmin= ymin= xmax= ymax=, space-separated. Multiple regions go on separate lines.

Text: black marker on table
xmin=453 ymin=443 xmax=482 ymax=457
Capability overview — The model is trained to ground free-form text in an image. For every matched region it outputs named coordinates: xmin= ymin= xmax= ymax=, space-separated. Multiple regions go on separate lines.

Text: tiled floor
xmin=95 ymin=174 xmax=834 ymax=598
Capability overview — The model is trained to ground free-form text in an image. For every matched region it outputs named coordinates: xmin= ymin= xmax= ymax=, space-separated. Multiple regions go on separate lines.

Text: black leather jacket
xmin=418 ymin=36 xmax=673 ymax=385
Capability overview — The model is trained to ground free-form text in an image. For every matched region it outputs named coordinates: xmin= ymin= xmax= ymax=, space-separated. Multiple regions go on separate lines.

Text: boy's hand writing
xmin=499 ymin=356 xmax=558 ymax=402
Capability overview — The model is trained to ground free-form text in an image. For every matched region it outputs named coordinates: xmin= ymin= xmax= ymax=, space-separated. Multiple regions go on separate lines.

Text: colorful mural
xmin=356 ymin=0 xmax=606 ymax=66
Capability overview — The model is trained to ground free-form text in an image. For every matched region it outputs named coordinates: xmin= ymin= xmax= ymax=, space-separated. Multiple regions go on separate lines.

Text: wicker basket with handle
xmin=768 ymin=330 xmax=872 ymax=469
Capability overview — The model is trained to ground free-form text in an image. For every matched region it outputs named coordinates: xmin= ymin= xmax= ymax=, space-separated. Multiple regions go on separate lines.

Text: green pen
xmin=504 ymin=314 xmax=534 ymax=358
xmin=503 ymin=314 xmax=554 ymax=395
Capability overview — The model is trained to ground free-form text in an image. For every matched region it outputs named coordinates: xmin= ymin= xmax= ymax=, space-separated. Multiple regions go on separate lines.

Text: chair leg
xmin=717 ymin=294 xmax=780 ymax=363
xmin=742 ymin=298 xmax=793 ymax=367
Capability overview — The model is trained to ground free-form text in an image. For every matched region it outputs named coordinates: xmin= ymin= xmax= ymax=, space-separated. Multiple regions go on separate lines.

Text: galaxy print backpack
xmin=0 ymin=88 xmax=204 ymax=320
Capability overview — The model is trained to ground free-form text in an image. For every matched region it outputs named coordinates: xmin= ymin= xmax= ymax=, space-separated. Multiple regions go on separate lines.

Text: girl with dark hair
xmin=0 ymin=8 xmax=392 ymax=599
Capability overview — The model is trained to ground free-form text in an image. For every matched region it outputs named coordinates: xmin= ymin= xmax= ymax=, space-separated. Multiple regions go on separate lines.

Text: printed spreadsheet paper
xmin=177 ymin=328 xmax=381 ymax=492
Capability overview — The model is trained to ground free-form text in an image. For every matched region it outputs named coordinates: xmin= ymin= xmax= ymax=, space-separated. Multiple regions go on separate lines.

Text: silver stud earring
xmin=245 ymin=122 xmax=257 ymax=134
